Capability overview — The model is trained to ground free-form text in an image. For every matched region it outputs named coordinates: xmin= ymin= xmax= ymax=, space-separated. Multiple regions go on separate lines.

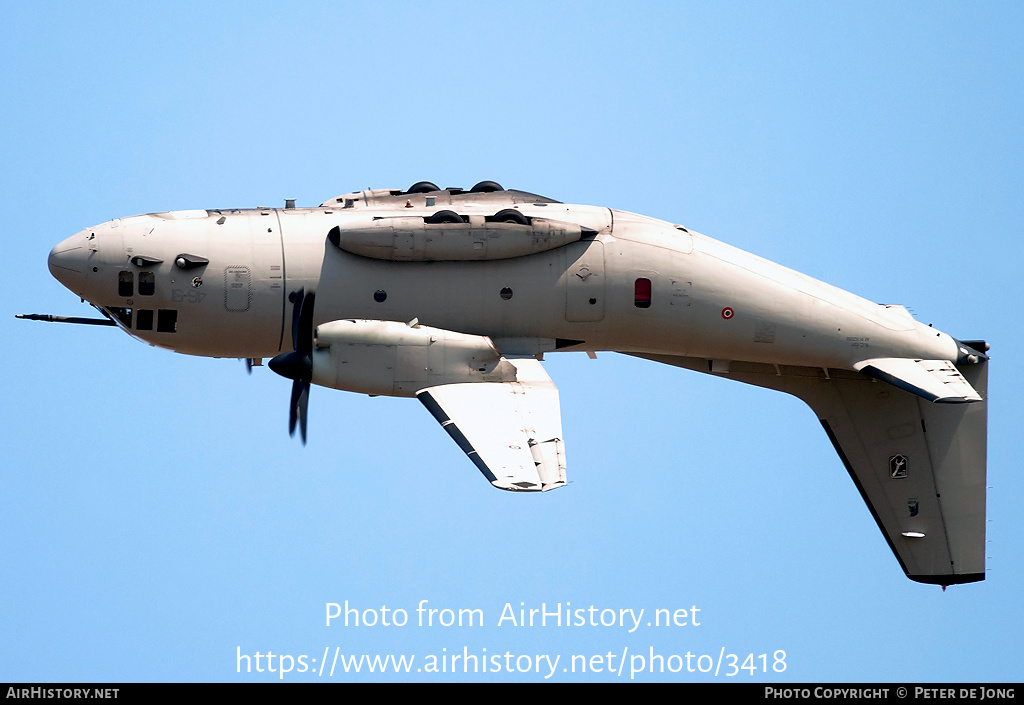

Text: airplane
xmin=27 ymin=180 xmax=988 ymax=587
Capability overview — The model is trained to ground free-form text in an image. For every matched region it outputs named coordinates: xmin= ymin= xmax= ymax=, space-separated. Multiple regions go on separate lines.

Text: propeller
xmin=268 ymin=288 xmax=316 ymax=444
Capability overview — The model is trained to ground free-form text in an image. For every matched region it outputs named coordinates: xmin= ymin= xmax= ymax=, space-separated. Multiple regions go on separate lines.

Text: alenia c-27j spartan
xmin=29 ymin=181 xmax=989 ymax=586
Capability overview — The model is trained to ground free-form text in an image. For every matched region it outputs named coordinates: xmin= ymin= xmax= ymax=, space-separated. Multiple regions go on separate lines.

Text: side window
xmin=634 ymin=278 xmax=652 ymax=308
xmin=118 ymin=271 xmax=134 ymax=297
xmin=138 ymin=272 xmax=155 ymax=296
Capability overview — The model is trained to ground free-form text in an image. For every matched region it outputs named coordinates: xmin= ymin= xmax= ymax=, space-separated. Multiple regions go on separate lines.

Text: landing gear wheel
xmin=492 ymin=208 xmax=527 ymax=225
xmin=406 ymin=181 xmax=439 ymax=194
xmin=425 ymin=210 xmax=463 ymax=224
xmin=470 ymin=180 xmax=504 ymax=193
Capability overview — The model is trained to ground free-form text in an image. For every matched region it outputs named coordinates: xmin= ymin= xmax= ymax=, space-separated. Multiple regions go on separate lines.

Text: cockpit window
xmin=106 ymin=307 xmax=132 ymax=328
xmin=138 ymin=272 xmax=155 ymax=296
xmin=118 ymin=271 xmax=133 ymax=297
xmin=157 ymin=309 xmax=177 ymax=333
xmin=136 ymin=309 xmax=153 ymax=331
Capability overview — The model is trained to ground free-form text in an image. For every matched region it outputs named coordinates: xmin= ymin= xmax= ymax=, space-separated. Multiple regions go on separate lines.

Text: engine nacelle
xmin=311 ymin=319 xmax=518 ymax=397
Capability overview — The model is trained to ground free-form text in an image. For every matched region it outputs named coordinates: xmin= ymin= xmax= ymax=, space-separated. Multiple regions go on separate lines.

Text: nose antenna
xmin=16 ymin=313 xmax=116 ymax=327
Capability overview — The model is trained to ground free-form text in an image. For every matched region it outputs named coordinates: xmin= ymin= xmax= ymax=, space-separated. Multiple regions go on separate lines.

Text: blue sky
xmin=2 ymin=1 xmax=1022 ymax=682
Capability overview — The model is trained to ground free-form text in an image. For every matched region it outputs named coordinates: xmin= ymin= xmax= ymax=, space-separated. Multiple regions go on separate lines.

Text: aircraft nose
xmin=48 ymin=233 xmax=90 ymax=294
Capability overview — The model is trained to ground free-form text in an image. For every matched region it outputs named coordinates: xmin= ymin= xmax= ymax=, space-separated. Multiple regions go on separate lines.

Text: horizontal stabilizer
xmin=854 ymin=358 xmax=982 ymax=403
xmin=417 ymin=359 xmax=567 ymax=492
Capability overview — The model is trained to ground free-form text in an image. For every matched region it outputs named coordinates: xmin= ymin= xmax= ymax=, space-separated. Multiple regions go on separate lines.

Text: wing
xmin=634 ymin=353 xmax=988 ymax=585
xmin=416 ymin=358 xmax=567 ymax=492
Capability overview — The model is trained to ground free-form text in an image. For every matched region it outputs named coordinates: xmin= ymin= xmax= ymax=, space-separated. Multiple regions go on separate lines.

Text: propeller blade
xmin=288 ymin=383 xmax=299 ymax=436
xmin=290 ymin=288 xmax=305 ymax=350
xmin=296 ymin=381 xmax=309 ymax=444
xmin=288 ymin=378 xmax=309 ymax=444
xmin=297 ymin=291 xmax=316 ymax=356
xmin=272 ymin=288 xmax=316 ymax=444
